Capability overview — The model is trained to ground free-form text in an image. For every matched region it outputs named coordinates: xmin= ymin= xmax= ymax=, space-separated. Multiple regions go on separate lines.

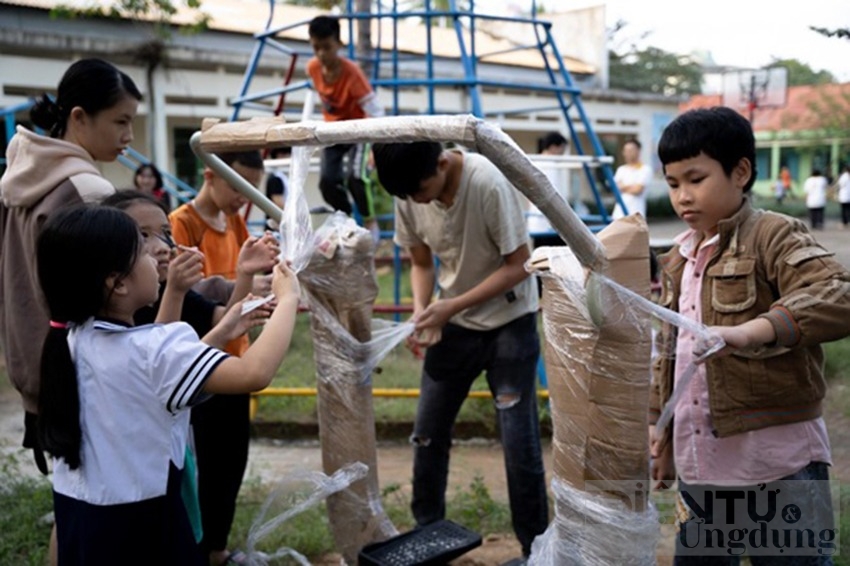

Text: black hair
xmin=30 ymin=58 xmax=142 ymax=139
xmin=102 ymin=189 xmax=169 ymax=217
xmin=308 ymin=15 xmax=341 ymax=42
xmin=216 ymin=150 xmax=265 ymax=170
xmin=624 ymin=138 xmax=642 ymax=150
xmin=134 ymin=162 xmax=164 ymax=191
xmin=811 ymin=168 xmax=823 ymax=177
xmin=538 ymin=132 xmax=568 ymax=153
xmin=658 ymin=107 xmax=757 ymax=193
xmin=371 ymin=142 xmax=444 ymax=199
xmin=37 ymin=205 xmax=142 ymax=469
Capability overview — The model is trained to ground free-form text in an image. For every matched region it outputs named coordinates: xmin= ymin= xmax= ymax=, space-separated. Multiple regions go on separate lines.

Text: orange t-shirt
xmin=780 ymin=168 xmax=792 ymax=189
xmin=306 ymin=57 xmax=373 ymax=122
xmin=169 ymin=203 xmax=250 ymax=356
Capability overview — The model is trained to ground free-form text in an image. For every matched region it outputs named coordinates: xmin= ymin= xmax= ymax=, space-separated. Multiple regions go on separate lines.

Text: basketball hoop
xmin=721 ymin=67 xmax=788 ymax=122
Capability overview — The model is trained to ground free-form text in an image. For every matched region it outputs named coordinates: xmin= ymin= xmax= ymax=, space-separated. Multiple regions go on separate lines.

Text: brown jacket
xmin=0 ymin=126 xmax=114 ymax=413
xmin=650 ymin=199 xmax=850 ymax=438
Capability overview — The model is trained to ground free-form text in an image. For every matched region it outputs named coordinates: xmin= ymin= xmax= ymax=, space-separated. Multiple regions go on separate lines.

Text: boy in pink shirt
xmin=650 ymin=107 xmax=850 ymax=563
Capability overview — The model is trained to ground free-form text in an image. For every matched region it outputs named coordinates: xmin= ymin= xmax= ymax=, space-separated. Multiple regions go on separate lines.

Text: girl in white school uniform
xmin=36 ymin=205 xmax=300 ymax=566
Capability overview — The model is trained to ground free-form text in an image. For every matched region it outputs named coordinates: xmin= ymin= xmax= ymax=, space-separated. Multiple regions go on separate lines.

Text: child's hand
xmin=167 ymin=246 xmax=204 ymax=293
xmin=271 ymin=262 xmax=300 ymax=302
xmin=237 ymin=231 xmax=280 ymax=276
xmin=649 ymin=425 xmax=676 ymax=490
xmin=214 ymin=294 xmax=273 ymax=343
xmin=252 ymin=273 xmax=273 ymax=297
xmin=414 ymin=299 xmax=456 ymax=333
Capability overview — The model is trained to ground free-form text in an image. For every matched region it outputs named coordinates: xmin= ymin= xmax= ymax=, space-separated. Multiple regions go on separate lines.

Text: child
xmin=372 ymin=142 xmax=548 ymax=560
xmin=307 ymin=15 xmax=383 ymax=240
xmin=37 ymin=205 xmax=299 ymax=565
xmin=168 ymin=150 xmax=280 ymax=565
xmin=134 ymin=162 xmax=170 ymax=212
xmin=0 ymin=58 xmax=141 ymax=477
xmin=650 ymin=106 xmax=850 ymax=562
xmin=104 ymin=190 xmax=277 ymax=336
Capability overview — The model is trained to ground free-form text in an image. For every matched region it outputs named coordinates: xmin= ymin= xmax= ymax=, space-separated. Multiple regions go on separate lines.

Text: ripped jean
xmin=411 ymin=312 xmax=548 ymax=556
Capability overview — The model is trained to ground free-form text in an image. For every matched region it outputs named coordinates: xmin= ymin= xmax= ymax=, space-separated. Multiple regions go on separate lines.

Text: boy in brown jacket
xmin=650 ymin=107 xmax=850 ymax=563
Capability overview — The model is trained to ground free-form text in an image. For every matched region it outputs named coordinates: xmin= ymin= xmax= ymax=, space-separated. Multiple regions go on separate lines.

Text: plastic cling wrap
xmin=298 ymin=213 xmax=413 ymax=564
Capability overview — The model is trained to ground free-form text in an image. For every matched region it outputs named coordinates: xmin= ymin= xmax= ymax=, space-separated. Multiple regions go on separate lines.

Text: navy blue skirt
xmin=54 ymin=462 xmax=205 ymax=566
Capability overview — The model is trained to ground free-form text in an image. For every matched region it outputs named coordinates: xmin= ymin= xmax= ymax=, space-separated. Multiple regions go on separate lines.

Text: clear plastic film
xmin=297 ymin=213 xmax=414 ymax=564
xmin=529 ymin=477 xmax=660 ymax=566
xmin=242 ymin=463 xmax=369 ymax=566
xmin=526 ymin=216 xmax=724 ymax=566
xmin=277 ymin=145 xmax=316 ymax=274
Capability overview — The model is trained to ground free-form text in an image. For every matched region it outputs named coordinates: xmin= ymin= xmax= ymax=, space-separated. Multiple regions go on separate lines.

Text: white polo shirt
xmin=52 ymin=319 xmax=228 ymax=505
xmin=612 ymin=162 xmax=653 ymax=219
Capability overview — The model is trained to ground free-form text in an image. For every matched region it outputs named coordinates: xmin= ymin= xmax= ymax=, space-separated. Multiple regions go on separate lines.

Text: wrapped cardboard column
xmin=300 ymin=221 xmax=396 ymax=565
xmin=529 ymin=214 xmax=655 ymax=564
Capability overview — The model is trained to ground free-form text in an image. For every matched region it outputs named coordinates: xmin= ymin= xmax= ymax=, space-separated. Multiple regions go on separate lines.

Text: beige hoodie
xmin=0 ymin=126 xmax=114 ymax=413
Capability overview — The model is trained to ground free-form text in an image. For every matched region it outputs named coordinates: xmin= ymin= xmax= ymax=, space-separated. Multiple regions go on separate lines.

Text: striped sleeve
xmin=148 ymin=322 xmax=229 ymax=414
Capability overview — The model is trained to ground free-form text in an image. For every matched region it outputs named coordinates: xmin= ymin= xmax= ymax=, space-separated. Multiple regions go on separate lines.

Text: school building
xmin=1 ymin=0 xmax=681 ymax=206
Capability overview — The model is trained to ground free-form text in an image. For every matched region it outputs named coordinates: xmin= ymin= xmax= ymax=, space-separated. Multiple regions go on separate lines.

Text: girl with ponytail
xmin=0 ymin=58 xmax=142 ymax=474
xmin=37 ymin=205 xmax=300 ymax=565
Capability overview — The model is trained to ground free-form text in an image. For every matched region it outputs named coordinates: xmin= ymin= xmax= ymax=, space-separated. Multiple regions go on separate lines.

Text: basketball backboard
xmin=721 ymin=67 xmax=788 ymax=119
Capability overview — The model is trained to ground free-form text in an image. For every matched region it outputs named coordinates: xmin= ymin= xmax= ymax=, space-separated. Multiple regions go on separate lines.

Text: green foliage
xmin=824 ymin=337 xmax=850 ymax=383
xmin=50 ymin=0 xmax=210 ymax=36
xmin=447 ymin=476 xmax=512 ymax=534
xmin=766 ymin=58 xmax=834 ymax=87
xmin=810 ymin=26 xmax=850 ymax=41
xmin=609 ymin=47 xmax=703 ymax=96
xmin=0 ymin=454 xmax=53 ymax=566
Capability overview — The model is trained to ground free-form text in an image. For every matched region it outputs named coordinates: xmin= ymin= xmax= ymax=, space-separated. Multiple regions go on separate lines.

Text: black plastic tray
xmin=358 ymin=519 xmax=482 ymax=566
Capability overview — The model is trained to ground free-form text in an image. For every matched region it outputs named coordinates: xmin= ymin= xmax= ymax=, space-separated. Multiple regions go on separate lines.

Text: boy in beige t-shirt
xmin=372 ymin=142 xmax=548 ymax=560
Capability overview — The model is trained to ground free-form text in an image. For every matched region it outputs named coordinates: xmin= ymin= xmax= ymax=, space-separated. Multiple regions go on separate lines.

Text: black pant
xmin=809 ymin=207 xmax=825 ymax=229
xmin=191 ymin=393 xmax=251 ymax=554
xmin=319 ymin=143 xmax=373 ymax=219
xmin=841 ymin=202 xmax=850 ymax=226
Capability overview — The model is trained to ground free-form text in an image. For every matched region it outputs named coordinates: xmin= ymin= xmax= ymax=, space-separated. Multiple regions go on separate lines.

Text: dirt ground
xmin=2 ymin=216 xmax=849 ymax=565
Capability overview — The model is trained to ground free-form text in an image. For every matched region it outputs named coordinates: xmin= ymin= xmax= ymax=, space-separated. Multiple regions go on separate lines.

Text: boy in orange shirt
xmin=307 ymin=15 xmax=383 ymax=240
xmin=169 ymin=150 xmax=280 ymax=566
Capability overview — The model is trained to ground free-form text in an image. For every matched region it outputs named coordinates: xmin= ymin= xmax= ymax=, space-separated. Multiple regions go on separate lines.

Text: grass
xmin=0 ymin=453 xmax=53 ymax=566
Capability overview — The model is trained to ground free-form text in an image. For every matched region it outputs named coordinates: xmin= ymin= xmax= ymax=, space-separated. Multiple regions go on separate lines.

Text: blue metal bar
xmin=369 ymin=77 xmax=582 ymax=94
xmin=2 ymin=100 xmax=35 ymax=146
xmin=231 ymin=35 xmax=267 ymax=121
xmin=543 ymin=25 xmax=623 ymax=220
xmin=264 ymin=38 xmax=297 ymax=56
xmin=425 ymin=0 xmax=435 ymax=114
xmin=392 ymin=0 xmax=400 ymax=115
xmin=448 ymin=0 xmax=482 ymax=117
xmin=469 ymin=0 xmax=477 ymax=78
xmin=230 ymin=81 xmax=311 ymax=106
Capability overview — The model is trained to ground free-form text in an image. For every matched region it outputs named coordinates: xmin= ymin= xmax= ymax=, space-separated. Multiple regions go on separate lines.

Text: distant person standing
xmin=527 ymin=131 xmax=569 ymax=247
xmin=612 ymin=138 xmax=653 ymax=219
xmin=134 ymin=162 xmax=170 ymax=212
xmin=780 ymin=165 xmax=793 ymax=199
xmin=803 ymin=168 xmax=828 ymax=230
xmin=837 ymin=164 xmax=850 ymax=228
xmin=307 ymin=15 xmax=384 ymax=241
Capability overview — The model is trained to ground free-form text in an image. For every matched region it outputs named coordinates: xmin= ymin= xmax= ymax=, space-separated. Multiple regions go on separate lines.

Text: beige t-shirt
xmin=394 ymin=152 xmax=538 ymax=331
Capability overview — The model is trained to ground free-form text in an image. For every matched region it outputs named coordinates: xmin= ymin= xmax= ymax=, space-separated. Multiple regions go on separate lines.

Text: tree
xmin=766 ymin=58 xmax=834 ymax=87
xmin=609 ymin=46 xmax=703 ymax=96
xmin=810 ymin=26 xmax=850 ymax=40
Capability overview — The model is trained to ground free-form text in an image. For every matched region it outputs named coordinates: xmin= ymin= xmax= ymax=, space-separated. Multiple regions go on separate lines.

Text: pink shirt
xmin=672 ymin=229 xmax=831 ymax=485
